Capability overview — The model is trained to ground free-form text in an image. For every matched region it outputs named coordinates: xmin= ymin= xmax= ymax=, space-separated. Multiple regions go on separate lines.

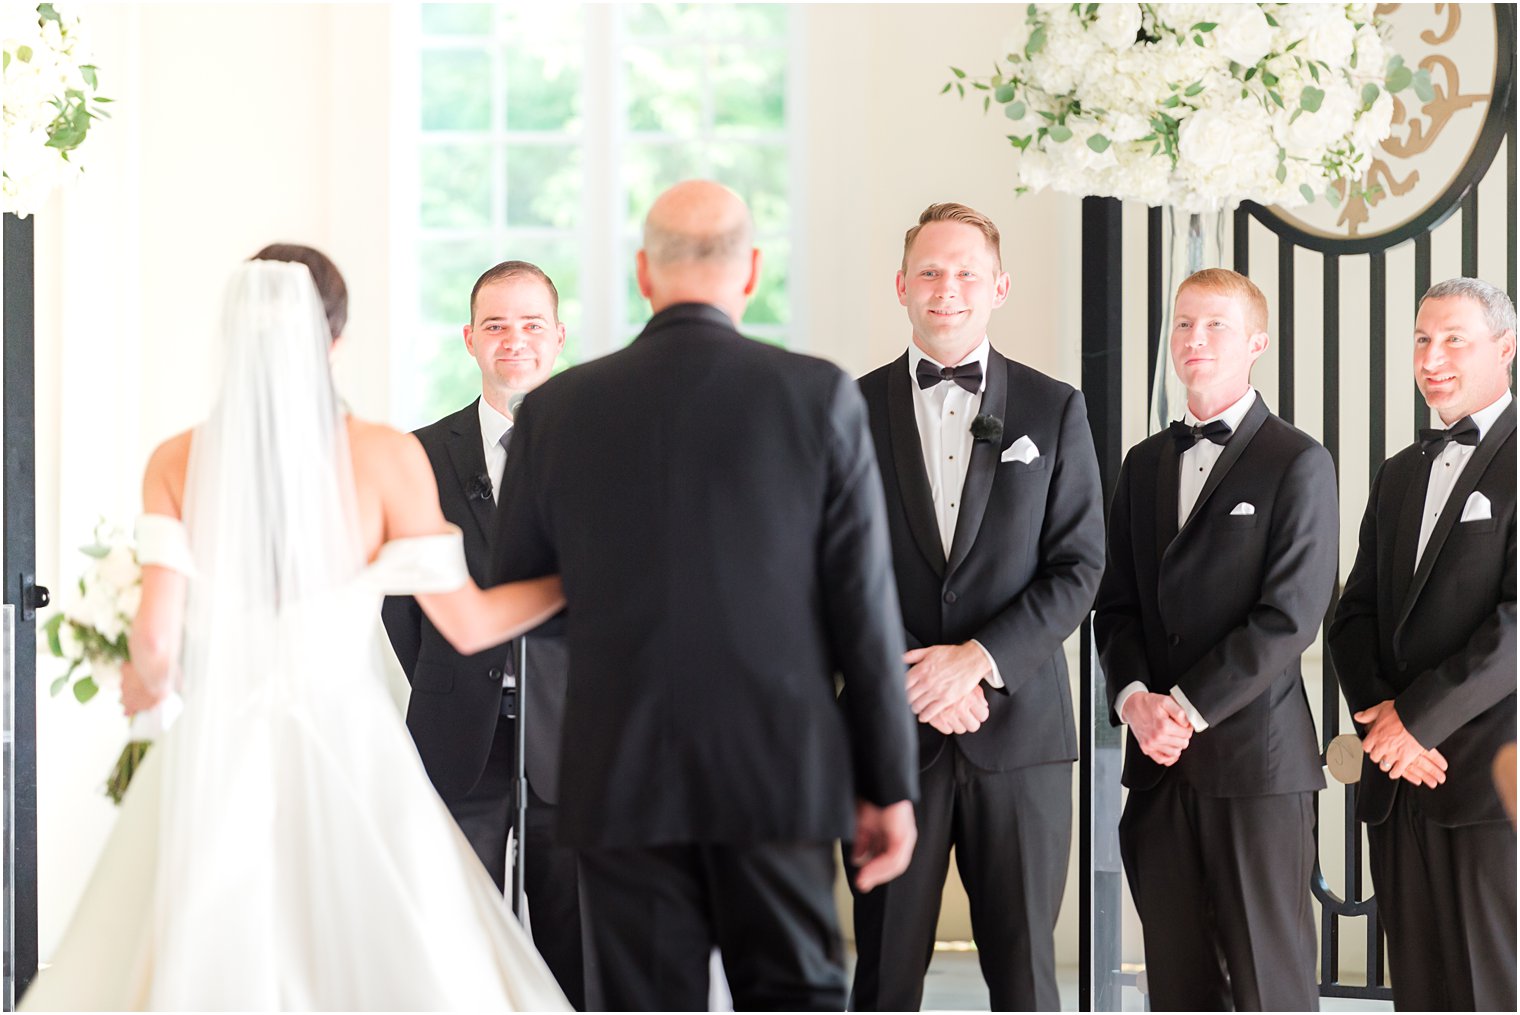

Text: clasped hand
xmin=904 ymin=643 xmax=990 ymax=734
xmin=120 ymin=660 xmax=170 ymax=717
xmin=1354 ymin=700 xmax=1448 ymax=789
xmin=1122 ymin=691 xmax=1194 ymax=765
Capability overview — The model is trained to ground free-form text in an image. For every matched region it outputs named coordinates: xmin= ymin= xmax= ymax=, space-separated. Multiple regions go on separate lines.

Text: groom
xmin=381 ymin=260 xmax=583 ymax=1008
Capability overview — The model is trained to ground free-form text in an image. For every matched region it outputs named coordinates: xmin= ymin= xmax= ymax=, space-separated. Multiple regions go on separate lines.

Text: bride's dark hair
xmin=251 ymin=242 xmax=348 ymax=342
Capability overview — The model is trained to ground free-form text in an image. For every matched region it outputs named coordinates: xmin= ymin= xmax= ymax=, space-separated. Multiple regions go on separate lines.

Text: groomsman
xmin=1328 ymin=277 xmax=1516 ymax=1011
xmin=380 ymin=261 xmax=583 ymax=1008
xmin=1094 ymin=268 xmax=1337 ymax=1011
xmin=493 ymin=180 xmax=919 ymax=1011
xmin=849 ymin=203 xmax=1106 ymax=1011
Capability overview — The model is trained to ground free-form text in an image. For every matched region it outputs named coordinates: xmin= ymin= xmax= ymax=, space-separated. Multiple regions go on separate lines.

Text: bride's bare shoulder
xmin=142 ymin=429 xmax=194 ymax=515
xmin=346 ymin=418 xmax=430 ymax=484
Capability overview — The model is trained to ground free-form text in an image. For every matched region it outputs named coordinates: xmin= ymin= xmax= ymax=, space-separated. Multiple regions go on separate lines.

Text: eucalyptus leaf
xmin=80 ymin=543 xmax=109 ymax=559
xmin=38 ymin=3 xmax=60 ymax=22
xmin=80 ymin=65 xmax=98 ymax=89
xmin=1026 ymin=25 xmax=1047 ymax=58
xmin=1325 ymin=186 xmax=1341 ymax=207
xmin=1190 ymin=21 xmax=1217 ymax=32
xmin=1361 ymin=82 xmax=1380 ymax=107
xmin=50 ymin=675 xmax=68 ymax=697
xmin=1299 ymin=184 xmax=1315 ymax=203
xmin=1300 ymin=86 xmax=1325 ymax=113
xmin=1275 ymin=163 xmax=1287 ymax=184
xmin=1412 ymin=69 xmax=1434 ymax=103
xmin=73 ymin=676 xmax=99 ymax=704
xmin=2 ymin=52 xmax=9 ymax=73
xmin=1048 ymin=124 xmax=1073 ymax=143
xmin=1004 ymin=100 xmax=1026 ymax=120
xmin=44 ymin=614 xmax=64 ymax=657
xmin=1086 ymin=134 xmax=1110 ymax=153
xmin=16 ymin=44 xmax=32 ymax=63
xmin=995 ymin=83 xmax=1017 ymax=104
xmin=1386 ymin=66 xmax=1412 ymax=92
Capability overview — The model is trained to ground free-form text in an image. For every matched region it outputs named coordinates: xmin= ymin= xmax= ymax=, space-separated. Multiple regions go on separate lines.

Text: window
xmin=396 ymin=3 xmax=800 ymax=429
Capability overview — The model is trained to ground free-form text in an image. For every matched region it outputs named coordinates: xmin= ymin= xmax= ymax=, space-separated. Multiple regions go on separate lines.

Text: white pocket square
xmin=1461 ymin=491 xmax=1493 ymax=522
xmin=1000 ymin=435 xmax=1039 ymax=465
xmin=1229 ymin=502 xmax=1255 ymax=516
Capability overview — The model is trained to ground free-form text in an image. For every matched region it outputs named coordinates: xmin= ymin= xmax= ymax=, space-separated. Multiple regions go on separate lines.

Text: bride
xmin=22 ymin=259 xmax=572 ymax=1011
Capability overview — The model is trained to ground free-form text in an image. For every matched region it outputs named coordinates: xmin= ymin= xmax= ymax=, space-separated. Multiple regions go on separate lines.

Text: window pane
xmin=705 ymin=4 xmax=789 ymax=40
xmin=419 ymin=328 xmax=482 ymax=423
xmin=708 ymin=142 xmax=787 ymax=234
xmin=625 ymin=44 xmax=702 ymax=134
xmin=419 ymin=236 xmax=496 ymax=325
xmin=712 ymin=46 xmax=785 ymax=133
xmin=421 ymin=3 xmax=492 ymax=36
xmin=506 ymin=145 xmax=582 ymax=229
xmin=499 ymin=5 xmax=582 ymax=41
xmin=421 ymin=49 xmax=492 ymax=131
xmin=744 ymin=235 xmax=789 ymax=327
xmin=623 ymin=3 xmax=704 ymax=38
xmin=420 ymin=143 xmax=492 ymax=229
xmin=624 ymin=141 xmax=700 ymax=233
xmin=506 ymin=47 xmax=582 ymax=132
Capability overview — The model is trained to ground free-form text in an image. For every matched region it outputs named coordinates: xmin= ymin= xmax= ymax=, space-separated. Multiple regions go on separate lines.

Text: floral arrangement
xmin=953 ymin=4 xmax=1431 ymax=211
xmin=1 ymin=3 xmax=111 ymax=218
xmin=40 ymin=520 xmax=174 ymax=805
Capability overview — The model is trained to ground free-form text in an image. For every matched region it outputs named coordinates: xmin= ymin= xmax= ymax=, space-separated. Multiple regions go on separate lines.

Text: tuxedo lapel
xmin=1390 ymin=453 xmax=1432 ymax=615
xmin=1154 ymin=437 xmax=1181 ymax=563
xmin=1180 ymin=396 xmax=1270 ymax=531
xmin=1396 ymin=402 xmax=1517 ymax=638
xmin=886 ymin=356 xmax=946 ymax=576
xmin=443 ymin=401 xmax=495 ymax=547
xmin=946 ymin=350 xmax=1007 ymax=577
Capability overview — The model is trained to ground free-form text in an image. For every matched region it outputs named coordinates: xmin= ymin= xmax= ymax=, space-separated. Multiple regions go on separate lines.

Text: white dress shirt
xmin=1116 ymin=387 xmax=1259 ymax=733
xmin=1416 ymin=389 xmax=1512 ymax=568
xmin=906 ymin=339 xmax=1004 ymax=689
xmin=478 ymin=396 xmax=513 ymax=503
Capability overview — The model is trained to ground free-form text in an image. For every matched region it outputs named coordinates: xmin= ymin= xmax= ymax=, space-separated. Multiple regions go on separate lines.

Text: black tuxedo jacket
xmin=1094 ymin=397 xmax=1337 ymax=797
xmin=857 ymin=350 xmax=1105 ymax=771
xmin=492 ymin=303 xmax=919 ymax=850
xmin=1328 ymin=401 xmax=1516 ymax=827
xmin=381 ymin=401 xmax=569 ymax=802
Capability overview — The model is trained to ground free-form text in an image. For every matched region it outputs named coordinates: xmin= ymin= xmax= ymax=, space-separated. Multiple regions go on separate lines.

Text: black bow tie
xmin=916 ymin=359 xmax=982 ymax=393
xmin=1169 ymin=419 xmax=1232 ymax=450
xmin=1419 ymin=415 xmax=1481 ymax=456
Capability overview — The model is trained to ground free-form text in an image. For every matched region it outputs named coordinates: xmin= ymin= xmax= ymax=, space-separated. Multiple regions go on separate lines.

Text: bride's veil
xmin=148 ymin=259 xmax=364 ymax=1007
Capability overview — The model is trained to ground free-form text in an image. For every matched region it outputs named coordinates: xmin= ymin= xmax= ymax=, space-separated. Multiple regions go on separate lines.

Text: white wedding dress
xmin=22 ymin=260 xmax=570 ymax=1012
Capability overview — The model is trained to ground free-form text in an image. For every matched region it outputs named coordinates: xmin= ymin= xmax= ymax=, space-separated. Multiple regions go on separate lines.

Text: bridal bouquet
xmin=41 ymin=520 xmax=177 ymax=804
xmin=955 ymin=3 xmax=1430 ymax=211
xmin=1 ymin=2 xmax=111 ymax=218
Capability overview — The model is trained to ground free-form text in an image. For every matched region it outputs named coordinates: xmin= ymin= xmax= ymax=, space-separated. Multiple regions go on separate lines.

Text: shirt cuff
xmin=971 ymin=640 xmax=1003 ymax=689
xmin=1114 ymin=681 xmax=1147 ymax=724
xmin=1169 ymin=685 xmax=1210 ymax=732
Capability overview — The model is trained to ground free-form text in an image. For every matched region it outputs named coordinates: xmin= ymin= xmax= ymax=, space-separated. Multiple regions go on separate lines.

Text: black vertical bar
xmin=1369 ymin=252 xmax=1387 ymax=475
xmin=1461 ymin=188 xmax=1479 ymax=278
xmin=1147 ymin=206 xmax=1162 ymax=412
xmin=1415 ymin=233 xmax=1432 ymax=436
xmin=1508 ymin=114 xmax=1516 ymax=304
xmin=1233 ymin=205 xmax=1251 ymax=275
xmin=1080 ymin=195 xmax=1124 ymax=1012
xmin=1321 ymin=254 xmax=1343 ymax=991
xmin=1277 ymin=238 xmax=1296 ymax=424
xmin=2 ymin=212 xmax=39 ymax=1002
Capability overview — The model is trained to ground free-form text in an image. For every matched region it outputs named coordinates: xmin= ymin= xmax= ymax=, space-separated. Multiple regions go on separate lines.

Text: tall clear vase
xmin=1149 ymin=206 xmax=1229 ymax=434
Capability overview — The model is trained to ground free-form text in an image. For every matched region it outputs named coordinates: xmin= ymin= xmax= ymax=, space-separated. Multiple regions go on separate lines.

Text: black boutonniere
xmin=970 ymin=413 xmax=1004 ymax=444
xmin=469 ymin=473 xmax=493 ymax=501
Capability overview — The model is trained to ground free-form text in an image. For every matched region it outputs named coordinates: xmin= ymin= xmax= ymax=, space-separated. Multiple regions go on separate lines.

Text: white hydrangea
xmin=974 ymin=3 xmax=1415 ymax=211
xmin=2 ymin=4 xmax=105 ymax=218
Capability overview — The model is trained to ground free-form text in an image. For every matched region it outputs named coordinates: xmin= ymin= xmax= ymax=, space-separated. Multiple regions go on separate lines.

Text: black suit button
xmin=487 ymin=666 xmax=503 ymax=682
xmin=1169 ymin=634 xmax=1181 ymax=647
xmin=943 ymin=590 xmax=957 ymax=604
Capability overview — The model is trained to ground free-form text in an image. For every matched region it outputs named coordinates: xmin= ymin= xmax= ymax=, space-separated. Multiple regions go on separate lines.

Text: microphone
xmin=507 ymin=391 xmax=527 ymax=418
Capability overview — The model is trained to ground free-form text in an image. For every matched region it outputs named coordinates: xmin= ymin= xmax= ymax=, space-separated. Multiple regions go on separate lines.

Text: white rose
xmin=97 ymin=544 xmax=141 ymax=594
xmin=1209 ymin=5 xmax=1273 ymax=67
xmin=1300 ymin=14 xmax=1356 ymax=68
xmin=1281 ymin=80 xmax=1358 ymax=153
xmin=1091 ymin=3 xmax=1142 ymax=50
xmin=1178 ymin=102 xmax=1279 ymax=209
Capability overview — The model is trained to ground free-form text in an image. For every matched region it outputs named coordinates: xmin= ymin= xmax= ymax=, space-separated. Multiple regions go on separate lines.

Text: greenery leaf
xmin=1386 ymin=65 xmax=1413 ymax=92
xmin=994 ymin=82 xmax=1017 ymax=104
xmin=1184 ymin=82 xmax=1204 ymax=97
xmin=1264 ymin=11 xmax=1279 ymax=27
xmin=1004 ymin=100 xmax=1027 ymax=120
xmin=1275 ymin=163 xmax=1287 ymax=183
xmin=951 ymin=66 xmax=967 ymax=79
xmin=956 ymin=82 xmax=965 ymax=98
xmin=80 ymin=65 xmax=98 ymax=89
xmin=1325 ymin=186 xmax=1342 ymax=207
xmin=1300 ymin=86 xmax=1325 ymax=112
xmin=2 ymin=51 xmax=9 ymax=73
xmin=1086 ymin=133 xmax=1111 ymax=153
xmin=1026 ymin=25 xmax=1047 ymax=58
xmin=50 ymin=675 xmax=68 ymax=697
xmin=16 ymin=44 xmax=33 ymax=63
xmin=38 ymin=3 xmax=61 ymax=22
xmin=1269 ymin=89 xmax=1285 ymax=109
xmin=1190 ymin=21 xmax=1217 ymax=32
xmin=1361 ymin=82 xmax=1380 ymax=107
xmin=941 ymin=81 xmax=953 ymax=95
xmin=73 ymin=675 xmax=99 ymax=704
xmin=1299 ymin=184 xmax=1316 ymax=203
xmin=1388 ymin=54 xmax=1405 ymax=72
xmin=1412 ymin=68 xmax=1435 ymax=103
xmin=1048 ymin=124 xmax=1073 ymax=142
xmin=1308 ymin=62 xmax=1321 ymax=83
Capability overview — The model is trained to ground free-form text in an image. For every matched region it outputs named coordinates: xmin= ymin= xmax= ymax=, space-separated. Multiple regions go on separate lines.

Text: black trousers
xmin=577 ymin=840 xmax=846 ymax=1011
xmin=1119 ymin=776 xmax=1318 ymax=1011
xmin=848 ymin=749 xmax=1072 ymax=1012
xmin=1368 ymin=790 xmax=1518 ymax=1011
xmin=445 ymin=712 xmax=585 ymax=1010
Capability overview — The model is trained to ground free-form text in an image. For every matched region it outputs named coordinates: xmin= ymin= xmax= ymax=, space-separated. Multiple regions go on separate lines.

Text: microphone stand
xmin=511 ymin=636 xmax=529 ymax=919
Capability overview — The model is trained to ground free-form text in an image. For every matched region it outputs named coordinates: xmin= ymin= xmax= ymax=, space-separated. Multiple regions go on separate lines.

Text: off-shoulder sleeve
xmin=367 ymin=529 xmax=471 ymax=595
xmin=135 ymin=514 xmax=196 ymax=577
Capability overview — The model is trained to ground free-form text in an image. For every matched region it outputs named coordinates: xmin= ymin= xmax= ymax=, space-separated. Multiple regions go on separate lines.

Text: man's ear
xmin=992 ymin=270 xmax=1011 ymax=309
xmin=1247 ymin=329 xmax=1271 ymax=363
xmin=895 ymin=270 xmax=908 ymax=307
xmin=462 ymin=324 xmax=476 ymax=356
xmin=742 ymin=247 xmax=761 ymax=298
xmin=636 ymin=249 xmax=653 ymax=299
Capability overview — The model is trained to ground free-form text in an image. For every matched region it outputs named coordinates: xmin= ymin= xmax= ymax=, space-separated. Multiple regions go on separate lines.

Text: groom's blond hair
xmin=1177 ymin=268 xmax=1269 ymax=334
xmin=902 ymin=203 xmax=1003 ymax=271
